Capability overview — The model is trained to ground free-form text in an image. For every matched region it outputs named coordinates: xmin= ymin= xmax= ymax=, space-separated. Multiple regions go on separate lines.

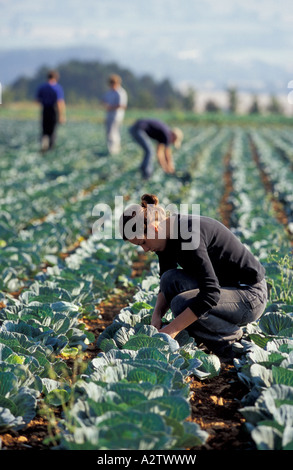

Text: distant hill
xmin=3 ymin=58 xmax=192 ymax=110
xmin=0 ymin=46 xmax=110 ymax=86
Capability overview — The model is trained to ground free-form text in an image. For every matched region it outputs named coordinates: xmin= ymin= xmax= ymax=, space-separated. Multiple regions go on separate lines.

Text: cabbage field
xmin=0 ymin=113 xmax=293 ymax=457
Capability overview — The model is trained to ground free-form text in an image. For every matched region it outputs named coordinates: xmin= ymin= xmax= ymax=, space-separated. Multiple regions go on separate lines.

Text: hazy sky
xmin=1 ymin=0 xmax=292 ymax=90
xmin=1 ymin=0 xmax=292 ymax=59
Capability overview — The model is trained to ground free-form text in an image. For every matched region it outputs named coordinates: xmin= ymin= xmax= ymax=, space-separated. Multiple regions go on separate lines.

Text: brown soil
xmin=219 ymin=141 xmax=234 ymax=228
xmin=189 ymin=367 xmax=253 ymax=450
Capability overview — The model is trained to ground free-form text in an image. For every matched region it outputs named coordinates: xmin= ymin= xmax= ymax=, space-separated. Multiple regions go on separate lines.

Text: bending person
xmin=119 ymin=193 xmax=268 ymax=362
xmin=129 ymin=119 xmax=183 ymax=179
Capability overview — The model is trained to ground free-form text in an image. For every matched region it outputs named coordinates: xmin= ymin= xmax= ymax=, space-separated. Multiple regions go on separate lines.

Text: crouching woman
xmin=119 ymin=193 xmax=268 ymax=361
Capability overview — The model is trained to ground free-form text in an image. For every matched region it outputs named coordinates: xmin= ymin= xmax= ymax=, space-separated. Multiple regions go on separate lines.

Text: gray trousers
xmin=160 ymin=268 xmax=267 ymax=353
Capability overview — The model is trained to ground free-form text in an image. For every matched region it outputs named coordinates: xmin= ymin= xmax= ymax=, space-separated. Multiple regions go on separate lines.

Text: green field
xmin=0 ymin=105 xmax=293 ymax=452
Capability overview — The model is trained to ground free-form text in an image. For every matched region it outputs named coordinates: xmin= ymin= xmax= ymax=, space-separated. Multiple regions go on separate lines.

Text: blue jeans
xmin=129 ymin=124 xmax=154 ymax=178
xmin=160 ymin=268 xmax=268 ymax=354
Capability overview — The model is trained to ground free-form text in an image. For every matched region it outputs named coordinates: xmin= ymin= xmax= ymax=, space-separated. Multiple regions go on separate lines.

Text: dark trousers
xmin=160 ymin=268 xmax=267 ymax=354
xmin=42 ymin=106 xmax=57 ymax=148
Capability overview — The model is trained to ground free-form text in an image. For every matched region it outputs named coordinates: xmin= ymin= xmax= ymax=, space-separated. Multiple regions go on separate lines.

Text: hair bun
xmin=141 ymin=193 xmax=159 ymax=207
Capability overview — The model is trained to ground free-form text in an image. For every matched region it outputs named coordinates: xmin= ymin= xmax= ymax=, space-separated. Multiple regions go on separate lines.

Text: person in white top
xmin=103 ymin=74 xmax=128 ymax=155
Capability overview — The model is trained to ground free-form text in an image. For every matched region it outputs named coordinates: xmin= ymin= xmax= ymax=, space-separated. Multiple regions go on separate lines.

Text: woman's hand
xmin=151 ymin=311 xmax=162 ymax=330
xmin=151 ymin=292 xmax=170 ymax=330
xmin=158 ymin=307 xmax=198 ymax=339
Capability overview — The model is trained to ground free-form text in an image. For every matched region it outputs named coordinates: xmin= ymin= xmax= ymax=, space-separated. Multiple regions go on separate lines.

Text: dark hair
xmin=47 ymin=70 xmax=59 ymax=81
xmin=120 ymin=194 xmax=159 ymax=240
xmin=141 ymin=193 xmax=159 ymax=208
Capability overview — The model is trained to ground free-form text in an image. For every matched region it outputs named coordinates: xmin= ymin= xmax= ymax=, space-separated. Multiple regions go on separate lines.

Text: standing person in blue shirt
xmin=103 ymin=74 xmax=128 ymax=155
xmin=36 ymin=70 xmax=66 ymax=152
xmin=129 ymin=118 xmax=183 ymax=179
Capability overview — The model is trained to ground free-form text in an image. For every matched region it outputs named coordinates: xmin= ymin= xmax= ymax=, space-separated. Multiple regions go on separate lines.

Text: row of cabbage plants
xmin=222 ymin=127 xmax=293 ymax=450
xmin=0 ymin=235 xmax=137 ymax=435
xmin=250 ymin=129 xmax=293 ymax=231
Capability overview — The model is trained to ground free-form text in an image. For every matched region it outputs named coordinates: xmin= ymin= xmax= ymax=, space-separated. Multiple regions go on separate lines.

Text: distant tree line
xmin=3 ymin=59 xmax=194 ymax=110
xmin=4 ymin=60 xmax=284 ymax=115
